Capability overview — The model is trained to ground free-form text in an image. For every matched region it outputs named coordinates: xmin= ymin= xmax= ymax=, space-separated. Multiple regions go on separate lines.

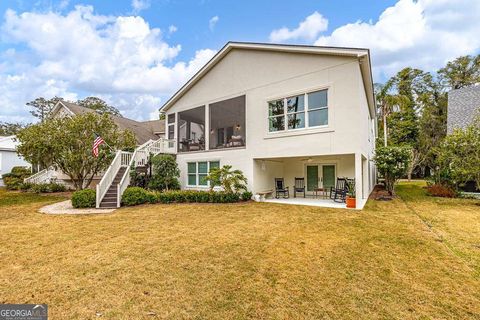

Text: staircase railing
xmin=115 ymin=137 xmax=177 ymax=208
xmin=24 ymin=167 xmax=54 ymax=184
xmin=96 ymin=151 xmax=122 ymax=208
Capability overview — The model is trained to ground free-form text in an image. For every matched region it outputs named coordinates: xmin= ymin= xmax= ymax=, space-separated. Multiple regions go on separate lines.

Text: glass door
xmin=322 ymin=165 xmax=335 ymax=190
xmin=306 ymin=165 xmax=319 ymax=191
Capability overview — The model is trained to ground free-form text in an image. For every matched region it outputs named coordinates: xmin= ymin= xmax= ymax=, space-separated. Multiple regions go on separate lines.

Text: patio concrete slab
xmin=264 ymin=197 xmax=347 ymax=209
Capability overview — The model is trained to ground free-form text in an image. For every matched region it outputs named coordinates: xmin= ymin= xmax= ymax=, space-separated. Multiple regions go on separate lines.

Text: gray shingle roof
xmin=61 ymin=101 xmax=163 ymax=144
xmin=447 ymin=85 xmax=480 ymax=133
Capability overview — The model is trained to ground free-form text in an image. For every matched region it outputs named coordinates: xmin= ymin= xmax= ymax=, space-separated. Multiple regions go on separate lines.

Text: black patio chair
xmin=274 ymin=178 xmax=289 ymax=199
xmin=330 ymin=178 xmax=348 ymax=203
xmin=294 ymin=177 xmax=306 ymax=198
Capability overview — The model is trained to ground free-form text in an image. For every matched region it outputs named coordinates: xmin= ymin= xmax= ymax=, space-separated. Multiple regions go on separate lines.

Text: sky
xmin=0 ymin=0 xmax=479 ymax=124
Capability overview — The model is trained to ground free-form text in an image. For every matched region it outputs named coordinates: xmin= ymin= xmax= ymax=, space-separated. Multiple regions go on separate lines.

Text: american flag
xmin=92 ymin=133 xmax=105 ymax=157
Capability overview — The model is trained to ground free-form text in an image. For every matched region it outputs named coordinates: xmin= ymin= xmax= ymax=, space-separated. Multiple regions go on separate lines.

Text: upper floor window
xmin=268 ymin=89 xmax=328 ymax=133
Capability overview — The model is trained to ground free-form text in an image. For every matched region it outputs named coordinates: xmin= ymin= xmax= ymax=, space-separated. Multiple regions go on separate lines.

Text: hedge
xmin=20 ymin=182 xmax=66 ymax=193
xmin=72 ymin=189 xmax=96 ymax=208
xmin=120 ymin=187 xmax=251 ymax=206
xmin=2 ymin=166 xmax=31 ymax=190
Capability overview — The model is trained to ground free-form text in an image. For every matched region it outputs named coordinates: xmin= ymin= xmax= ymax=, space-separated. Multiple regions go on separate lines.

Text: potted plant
xmin=346 ymin=180 xmax=356 ymax=208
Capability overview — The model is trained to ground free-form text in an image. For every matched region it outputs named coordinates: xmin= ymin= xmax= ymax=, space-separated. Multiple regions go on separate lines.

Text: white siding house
xmin=0 ymin=136 xmax=30 ymax=186
xmin=160 ymin=42 xmax=377 ymax=209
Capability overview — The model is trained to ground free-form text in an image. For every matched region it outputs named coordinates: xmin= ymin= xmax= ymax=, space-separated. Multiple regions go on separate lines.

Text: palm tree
xmin=375 ymin=82 xmax=410 ymax=147
xmin=205 ymin=165 xmax=247 ymax=193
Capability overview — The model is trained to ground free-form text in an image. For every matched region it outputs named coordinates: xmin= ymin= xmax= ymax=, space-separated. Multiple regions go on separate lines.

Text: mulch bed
xmin=370 ymin=184 xmax=394 ymax=201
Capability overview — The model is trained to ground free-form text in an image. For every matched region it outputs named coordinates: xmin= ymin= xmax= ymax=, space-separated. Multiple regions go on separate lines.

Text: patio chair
xmin=330 ymin=178 xmax=348 ymax=203
xmin=274 ymin=178 xmax=289 ymax=199
xmin=293 ymin=177 xmax=306 ymax=198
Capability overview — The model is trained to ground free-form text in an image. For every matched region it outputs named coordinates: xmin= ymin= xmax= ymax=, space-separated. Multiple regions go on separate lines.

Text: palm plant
xmin=205 ymin=165 xmax=247 ymax=193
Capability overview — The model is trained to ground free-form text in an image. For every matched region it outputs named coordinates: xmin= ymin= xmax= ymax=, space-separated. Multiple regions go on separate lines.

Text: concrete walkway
xmin=39 ymin=200 xmax=116 ymax=215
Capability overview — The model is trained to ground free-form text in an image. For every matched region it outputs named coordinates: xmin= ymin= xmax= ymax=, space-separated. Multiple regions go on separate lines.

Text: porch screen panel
xmin=178 ymin=106 xmax=205 ymax=152
xmin=209 ymin=95 xmax=246 ymax=150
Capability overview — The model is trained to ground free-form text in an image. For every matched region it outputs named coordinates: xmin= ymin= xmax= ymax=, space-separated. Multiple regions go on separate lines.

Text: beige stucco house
xmin=160 ymin=42 xmax=377 ymax=209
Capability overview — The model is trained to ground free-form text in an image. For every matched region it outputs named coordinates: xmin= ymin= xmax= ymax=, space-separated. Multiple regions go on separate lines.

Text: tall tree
xmin=26 ymin=97 xmax=63 ymax=122
xmin=16 ymin=112 xmax=135 ymax=190
xmin=0 ymin=122 xmax=27 ymax=135
xmin=77 ymin=97 xmax=122 ymax=117
xmin=438 ymin=55 xmax=480 ymax=90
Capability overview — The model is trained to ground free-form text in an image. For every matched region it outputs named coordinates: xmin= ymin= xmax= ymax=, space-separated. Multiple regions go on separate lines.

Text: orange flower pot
xmin=346 ymin=196 xmax=356 ymax=209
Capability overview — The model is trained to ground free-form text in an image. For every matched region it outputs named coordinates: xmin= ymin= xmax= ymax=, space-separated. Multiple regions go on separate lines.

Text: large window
xmin=268 ymin=89 xmax=328 ymax=133
xmin=187 ymin=161 xmax=220 ymax=186
xmin=209 ymin=95 xmax=246 ymax=150
xmin=178 ymin=106 xmax=205 ymax=152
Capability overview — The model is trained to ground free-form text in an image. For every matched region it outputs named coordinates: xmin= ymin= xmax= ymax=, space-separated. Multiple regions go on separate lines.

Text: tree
xmin=205 ymin=165 xmax=247 ymax=193
xmin=16 ymin=112 xmax=136 ymax=190
xmin=374 ymin=146 xmax=412 ymax=195
xmin=26 ymin=97 xmax=63 ymax=122
xmin=148 ymin=154 xmax=180 ymax=191
xmin=0 ymin=122 xmax=27 ymax=135
xmin=437 ymin=116 xmax=480 ymax=190
xmin=77 ymin=97 xmax=122 ymax=117
xmin=438 ymin=55 xmax=480 ymax=90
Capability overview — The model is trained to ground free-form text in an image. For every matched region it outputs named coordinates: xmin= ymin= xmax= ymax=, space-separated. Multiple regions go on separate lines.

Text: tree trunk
xmin=383 ymin=112 xmax=388 ymax=147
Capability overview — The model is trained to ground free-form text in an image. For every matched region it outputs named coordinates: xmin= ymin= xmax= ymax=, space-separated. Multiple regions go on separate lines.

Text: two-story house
xmin=160 ymin=42 xmax=377 ymax=209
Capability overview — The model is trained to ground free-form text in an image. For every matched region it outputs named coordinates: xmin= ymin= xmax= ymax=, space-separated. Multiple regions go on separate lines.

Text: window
xmin=307 ymin=90 xmax=328 ymax=127
xmin=187 ymin=161 xmax=220 ymax=186
xmin=268 ymin=89 xmax=328 ymax=133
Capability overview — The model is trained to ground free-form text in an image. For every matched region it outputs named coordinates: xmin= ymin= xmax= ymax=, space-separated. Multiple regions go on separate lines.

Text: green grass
xmin=0 ymin=188 xmax=67 ymax=207
xmin=1 ymin=183 xmax=480 ymax=319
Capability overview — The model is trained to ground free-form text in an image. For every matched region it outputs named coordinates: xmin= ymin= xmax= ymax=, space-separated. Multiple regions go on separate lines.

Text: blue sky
xmin=0 ymin=0 xmax=479 ymax=123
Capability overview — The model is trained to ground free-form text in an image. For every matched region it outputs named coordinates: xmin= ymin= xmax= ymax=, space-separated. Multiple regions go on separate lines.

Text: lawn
xmin=1 ymin=183 xmax=480 ymax=319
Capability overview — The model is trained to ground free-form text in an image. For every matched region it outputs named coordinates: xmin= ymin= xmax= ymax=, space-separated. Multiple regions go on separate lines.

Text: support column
xmin=205 ymin=104 xmax=210 ymax=151
xmin=355 ymin=153 xmax=363 ymax=208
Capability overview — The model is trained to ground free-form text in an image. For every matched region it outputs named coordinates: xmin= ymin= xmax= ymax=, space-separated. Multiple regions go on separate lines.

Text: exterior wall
xmin=165 ymin=48 xmax=376 ymax=200
xmin=0 ymin=150 xmax=30 ymax=186
xmin=447 ymin=86 xmax=480 ymax=133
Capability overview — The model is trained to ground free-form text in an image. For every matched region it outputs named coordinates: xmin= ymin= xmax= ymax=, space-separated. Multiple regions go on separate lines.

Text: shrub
xmin=148 ymin=154 xmax=180 ymax=191
xmin=152 ymin=190 xmax=242 ymax=205
xmin=2 ymin=166 xmax=31 ymax=190
xmin=49 ymin=183 xmax=66 ymax=193
xmin=18 ymin=182 xmax=66 ymax=193
xmin=72 ymin=189 xmax=96 ymax=208
xmin=241 ymin=191 xmax=253 ymax=201
xmin=426 ymin=184 xmax=457 ymax=198
xmin=122 ymin=187 xmax=150 ymax=206
xmin=374 ymin=146 xmax=412 ymax=195
xmin=205 ymin=165 xmax=247 ymax=193
xmin=19 ymin=182 xmax=34 ymax=192
xmin=31 ymin=183 xmax=50 ymax=193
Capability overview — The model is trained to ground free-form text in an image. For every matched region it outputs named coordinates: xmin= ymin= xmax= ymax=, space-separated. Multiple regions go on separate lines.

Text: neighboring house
xmin=447 ymin=85 xmax=480 ymax=134
xmin=0 ymin=135 xmax=30 ymax=186
xmin=25 ymin=101 xmax=167 ymax=190
xmin=160 ymin=42 xmax=377 ymax=209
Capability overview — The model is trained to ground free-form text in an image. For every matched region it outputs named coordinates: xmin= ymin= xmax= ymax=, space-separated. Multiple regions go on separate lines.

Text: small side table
xmin=313 ymin=188 xmax=327 ymax=199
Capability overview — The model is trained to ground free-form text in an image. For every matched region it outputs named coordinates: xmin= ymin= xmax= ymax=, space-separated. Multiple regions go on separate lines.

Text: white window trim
xmin=267 ymin=87 xmax=330 ymax=134
xmin=186 ymin=160 xmax=220 ymax=187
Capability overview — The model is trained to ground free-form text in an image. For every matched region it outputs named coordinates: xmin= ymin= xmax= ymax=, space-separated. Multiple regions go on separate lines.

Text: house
xmin=24 ymin=101 xmax=167 ymax=189
xmin=159 ymin=42 xmax=377 ymax=209
xmin=0 ymin=135 xmax=30 ymax=186
xmin=447 ymin=85 xmax=480 ymax=134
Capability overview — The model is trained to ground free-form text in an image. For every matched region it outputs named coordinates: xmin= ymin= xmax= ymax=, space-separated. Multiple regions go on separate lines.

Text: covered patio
xmin=253 ymin=153 xmax=373 ymax=210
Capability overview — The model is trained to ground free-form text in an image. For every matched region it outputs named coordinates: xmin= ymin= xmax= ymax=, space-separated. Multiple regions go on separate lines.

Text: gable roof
xmin=160 ymin=41 xmax=376 ymax=117
xmin=447 ymin=85 xmax=480 ymax=133
xmin=52 ymin=101 xmax=162 ymax=144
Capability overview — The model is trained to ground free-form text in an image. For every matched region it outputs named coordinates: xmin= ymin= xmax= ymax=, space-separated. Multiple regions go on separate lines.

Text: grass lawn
xmin=1 ymin=183 xmax=480 ymax=319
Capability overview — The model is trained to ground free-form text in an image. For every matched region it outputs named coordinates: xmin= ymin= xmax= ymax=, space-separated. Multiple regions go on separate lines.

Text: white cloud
xmin=209 ymin=15 xmax=219 ymax=31
xmin=313 ymin=0 xmax=480 ymax=79
xmin=131 ymin=0 xmax=150 ymax=13
xmin=0 ymin=5 xmax=216 ymax=123
xmin=269 ymin=11 xmax=328 ymax=43
xmin=168 ymin=25 xmax=177 ymax=34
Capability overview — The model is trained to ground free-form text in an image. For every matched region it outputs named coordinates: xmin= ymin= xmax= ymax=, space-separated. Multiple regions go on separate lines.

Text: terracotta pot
xmin=346 ymin=196 xmax=356 ymax=208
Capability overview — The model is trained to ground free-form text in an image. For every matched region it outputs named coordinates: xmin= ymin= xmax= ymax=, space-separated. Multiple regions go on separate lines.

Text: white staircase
xmin=24 ymin=167 xmax=56 ymax=184
xmin=96 ymin=138 xmax=176 ymax=208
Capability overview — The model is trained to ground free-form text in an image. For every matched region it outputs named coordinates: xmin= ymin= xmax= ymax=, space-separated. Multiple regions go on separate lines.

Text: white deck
xmin=264 ymin=197 xmax=347 ymax=209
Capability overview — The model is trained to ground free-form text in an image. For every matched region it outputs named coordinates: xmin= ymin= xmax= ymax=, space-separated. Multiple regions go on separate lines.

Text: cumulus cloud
xmin=131 ymin=0 xmax=150 ymax=13
xmin=313 ymin=0 xmax=480 ymax=79
xmin=269 ymin=11 xmax=328 ymax=43
xmin=209 ymin=15 xmax=219 ymax=31
xmin=0 ymin=5 xmax=216 ymax=123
